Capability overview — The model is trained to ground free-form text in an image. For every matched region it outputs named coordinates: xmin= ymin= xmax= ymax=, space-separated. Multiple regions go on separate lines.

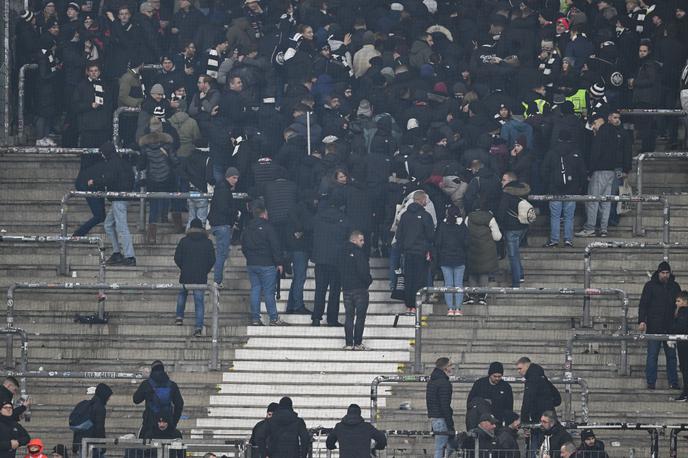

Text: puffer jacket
xmin=264 ymin=408 xmax=311 ymax=458
xmin=426 ymin=367 xmax=454 ymax=431
xmin=466 ymin=209 xmax=501 ymax=274
xmin=497 ymin=181 xmax=530 ymax=231
xmin=137 ymin=131 xmax=176 ymax=184
xmin=168 ymin=112 xmax=201 ymax=158
xmin=434 ymin=219 xmax=468 ymax=267
xmin=325 ymin=412 xmax=387 ymax=457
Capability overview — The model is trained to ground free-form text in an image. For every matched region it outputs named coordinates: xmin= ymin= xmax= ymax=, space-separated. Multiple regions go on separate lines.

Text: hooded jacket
xmin=71 ymin=383 xmax=111 ymax=453
xmin=639 ymin=270 xmax=681 ymax=334
xmin=577 ymin=439 xmax=608 ymax=458
xmin=497 ymin=181 xmax=530 ymax=231
xmin=541 ymin=140 xmax=587 ymax=195
xmin=426 ymin=367 xmax=454 ymax=431
xmin=207 ymin=179 xmax=239 ymax=227
xmin=434 ymin=218 xmax=468 ymax=267
xmin=133 ymin=369 xmax=184 ymax=439
xmin=24 ymin=439 xmax=48 ymax=458
xmin=0 ymin=411 xmax=29 ymax=458
xmin=520 ymin=363 xmax=556 ymax=423
xmin=495 ymin=426 xmax=520 ymax=458
xmin=264 ymin=407 xmax=311 ymax=458
xmin=466 ymin=209 xmax=501 ymax=274
xmin=174 ymin=227 xmax=215 ymax=284
xmin=396 ymin=202 xmax=434 ymax=256
xmin=168 ymin=112 xmax=202 ymax=158
xmin=467 ymin=376 xmax=514 ymax=424
xmin=138 ymin=131 xmax=176 ymax=185
xmin=539 ymin=422 xmax=572 ymax=458
xmin=325 ymin=412 xmax=387 ymax=457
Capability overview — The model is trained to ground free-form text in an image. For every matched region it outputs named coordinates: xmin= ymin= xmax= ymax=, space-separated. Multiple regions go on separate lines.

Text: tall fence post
xmin=306 ymin=111 xmax=312 ymax=156
xmin=634 ymin=153 xmax=646 ymax=237
xmin=663 ymin=196 xmax=670 ymax=260
xmin=59 ymin=194 xmax=71 ymax=275
xmin=17 ymin=64 xmax=37 ymax=143
xmin=210 ymin=283 xmax=220 ymax=371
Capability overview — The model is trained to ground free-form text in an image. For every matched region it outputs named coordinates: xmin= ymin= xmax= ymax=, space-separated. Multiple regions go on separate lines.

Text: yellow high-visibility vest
xmin=565 ymin=89 xmax=587 ymax=116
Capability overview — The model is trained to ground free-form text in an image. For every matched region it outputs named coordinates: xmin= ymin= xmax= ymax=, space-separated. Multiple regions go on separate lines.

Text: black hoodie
xmin=340 ymin=241 xmax=373 ymax=291
xmin=133 ymin=370 xmax=184 ymax=439
xmin=264 ymin=408 xmax=311 ymax=458
xmin=0 ymin=411 xmax=29 ymax=458
xmin=326 ymin=413 xmax=387 ymax=457
xmin=639 ymin=270 xmax=681 ymax=334
xmin=72 ymin=383 xmax=111 ymax=453
xmin=174 ymin=227 xmax=215 ymax=284
xmin=520 ymin=363 xmax=556 ymax=423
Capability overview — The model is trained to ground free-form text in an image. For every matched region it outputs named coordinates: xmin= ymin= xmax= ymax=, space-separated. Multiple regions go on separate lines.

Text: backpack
xmin=546 ymin=377 xmax=562 ymax=407
xmin=509 ymin=198 xmax=537 ymax=224
xmin=69 ymin=399 xmax=94 ymax=432
xmin=148 ymin=379 xmax=172 ymax=415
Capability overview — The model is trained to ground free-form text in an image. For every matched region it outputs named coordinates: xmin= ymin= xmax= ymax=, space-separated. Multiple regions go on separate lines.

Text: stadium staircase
xmin=1 ymin=149 xmax=688 ymax=455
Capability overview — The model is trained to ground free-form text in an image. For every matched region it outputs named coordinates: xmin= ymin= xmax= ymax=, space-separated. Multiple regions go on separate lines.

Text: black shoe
xmin=193 ymin=328 xmax=202 ymax=337
xmin=105 ymin=253 xmax=124 ymax=265
xmin=542 ymin=241 xmax=558 ymax=248
xmin=675 ymin=393 xmax=688 ymax=401
xmin=251 ymin=320 xmax=264 ymax=326
xmin=290 ymin=307 xmax=312 ymax=315
xmin=311 ymin=320 xmax=321 ymax=327
xmin=121 ymin=257 xmax=136 ymax=266
xmin=647 ymin=384 xmax=656 ymax=390
xmin=327 ymin=322 xmax=344 ymax=327
xmin=671 ymin=384 xmax=682 ymax=390
xmin=564 ymin=240 xmax=574 ymax=248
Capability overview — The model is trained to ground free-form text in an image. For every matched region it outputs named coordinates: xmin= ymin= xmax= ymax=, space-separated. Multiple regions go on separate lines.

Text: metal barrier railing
xmin=582 ymin=241 xmax=688 ymax=315
xmin=0 ymin=328 xmax=28 ymax=395
xmin=59 ymin=190 xmax=249 ymax=274
xmin=370 ymin=374 xmax=589 ymax=424
xmin=620 ymin=109 xmax=686 ymax=117
xmin=17 ymin=63 xmax=38 ymax=143
xmin=0 ymin=146 xmax=137 ymax=155
xmin=565 ymin=333 xmax=688 ymax=377
xmin=81 ymin=437 xmax=246 ymax=458
xmin=529 ymin=194 xmax=668 ymax=240
xmin=414 ymin=287 xmax=629 ymax=372
xmin=634 ymin=152 xmax=688 ymax=236
xmin=6 ymin=282 xmax=222 ymax=370
xmin=112 ymin=106 xmax=141 ymax=147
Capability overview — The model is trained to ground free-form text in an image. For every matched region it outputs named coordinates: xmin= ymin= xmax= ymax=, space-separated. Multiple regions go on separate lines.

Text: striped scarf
xmin=90 ymin=78 xmax=104 ymax=106
xmin=206 ymin=49 xmax=220 ymax=79
xmin=629 ymin=7 xmax=647 ymax=34
xmin=41 ymin=47 xmax=59 ymax=73
xmin=538 ymin=51 xmax=559 ymax=87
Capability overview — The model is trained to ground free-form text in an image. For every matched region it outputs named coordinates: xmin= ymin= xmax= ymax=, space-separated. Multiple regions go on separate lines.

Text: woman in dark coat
xmin=465 ymin=197 xmax=502 ymax=305
xmin=0 ymin=401 xmax=30 ymax=458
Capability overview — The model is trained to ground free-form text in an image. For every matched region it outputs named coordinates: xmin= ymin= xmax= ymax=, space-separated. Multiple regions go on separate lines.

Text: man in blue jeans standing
xmin=241 ymin=203 xmax=288 ymax=326
xmin=497 ymin=172 xmax=530 ymax=287
xmin=639 ymin=261 xmax=681 ymax=390
xmin=208 ymin=167 xmax=240 ymax=288
xmin=426 ymin=357 xmax=455 ymax=458
xmin=174 ymin=218 xmax=215 ymax=337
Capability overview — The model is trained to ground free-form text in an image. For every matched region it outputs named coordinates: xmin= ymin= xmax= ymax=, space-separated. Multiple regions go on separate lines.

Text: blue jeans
xmin=584 ymin=170 xmax=615 ymax=232
xmin=104 ymin=201 xmax=135 ymax=258
xmin=440 ymin=265 xmax=465 ymax=310
xmin=212 ymin=164 xmax=226 ymax=185
xmin=211 ymin=225 xmax=232 ymax=284
xmin=149 ymin=197 xmax=169 ymax=223
xmin=176 ymin=288 xmax=205 ymax=329
xmin=247 ymin=265 xmax=279 ymax=322
xmin=646 ymin=340 xmax=678 ymax=386
xmin=73 ymin=197 xmax=106 ymax=236
xmin=505 ymin=229 xmax=526 ymax=287
xmin=549 ymin=201 xmax=576 ymax=243
xmin=430 ymin=418 xmax=454 ymax=458
xmin=187 ymin=198 xmax=209 ymax=229
xmin=287 ymin=251 xmax=308 ymax=311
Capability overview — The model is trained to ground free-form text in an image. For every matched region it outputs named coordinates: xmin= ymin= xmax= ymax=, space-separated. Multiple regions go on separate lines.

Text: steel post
xmin=306 ymin=111 xmax=312 ymax=156
xmin=112 ymin=106 xmax=141 ymax=147
xmin=634 ymin=154 xmax=645 ymax=236
xmin=663 ymin=197 xmax=670 ymax=260
xmin=17 ymin=64 xmax=37 ymax=142
xmin=370 ymin=376 xmax=382 ymax=425
xmin=210 ymin=283 xmax=220 ymax=371
xmin=59 ymin=193 xmax=71 ymax=275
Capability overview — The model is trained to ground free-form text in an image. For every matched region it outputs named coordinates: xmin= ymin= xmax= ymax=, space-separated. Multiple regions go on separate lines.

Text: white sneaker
xmin=35 ymin=138 xmax=47 ymax=146
xmin=45 ymin=137 xmax=57 ymax=146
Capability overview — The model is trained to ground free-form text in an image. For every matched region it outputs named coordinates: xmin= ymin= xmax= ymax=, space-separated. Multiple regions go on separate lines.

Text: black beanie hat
xmin=267 ymin=402 xmax=279 ymax=413
xmin=581 ymin=429 xmax=595 ymax=440
xmin=503 ymin=411 xmax=519 ymax=426
xmin=488 ymin=361 xmax=504 ymax=376
xmin=347 ymin=403 xmax=362 ymax=416
xmin=189 ymin=218 xmax=203 ymax=229
xmin=658 ymin=261 xmax=671 ymax=273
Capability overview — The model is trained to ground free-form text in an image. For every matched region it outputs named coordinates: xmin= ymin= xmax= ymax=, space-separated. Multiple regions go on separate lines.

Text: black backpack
xmin=69 ymin=399 xmax=94 ymax=432
xmin=547 ymin=377 xmax=562 ymax=407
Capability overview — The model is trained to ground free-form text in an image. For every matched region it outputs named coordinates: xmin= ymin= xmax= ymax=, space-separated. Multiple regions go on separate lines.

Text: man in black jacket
xmin=538 ymin=411 xmax=572 ymax=458
xmin=285 ymin=193 xmax=316 ymax=315
xmin=639 ymin=261 xmax=681 ymax=389
xmin=72 ymin=383 xmax=112 ymax=455
xmin=72 ymin=63 xmax=114 ymax=148
xmin=208 ymin=167 xmax=240 ymax=287
xmin=174 ymin=218 xmax=215 ymax=336
xmin=92 ymin=142 xmax=136 ymax=267
xmin=241 ymin=203 xmax=288 ymax=327
xmin=517 ymin=357 xmax=559 ymax=455
xmin=467 ymin=362 xmax=514 ymax=425
xmin=0 ymin=378 xmax=28 ymax=422
xmin=326 ymin=404 xmax=387 ymax=457
xmin=396 ymin=190 xmax=435 ymax=312
xmin=249 ymin=402 xmax=278 ymax=458
xmin=497 ymin=172 xmax=531 ymax=287
xmin=426 ymin=357 xmax=455 ymax=458
xmin=311 ymin=192 xmax=351 ymax=326
xmin=340 ymin=231 xmax=373 ymax=350
xmin=264 ymin=397 xmax=311 ymax=458
xmin=133 ymin=360 xmax=184 ymax=439
xmin=495 ymin=411 xmax=521 ymax=458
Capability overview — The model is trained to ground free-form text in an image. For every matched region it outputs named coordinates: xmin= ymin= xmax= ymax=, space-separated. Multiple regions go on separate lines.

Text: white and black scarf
xmin=538 ymin=51 xmax=559 ymax=86
xmin=90 ymin=77 xmax=104 ymax=106
xmin=206 ymin=49 xmax=220 ymax=79
xmin=41 ymin=47 xmax=59 ymax=73
xmin=629 ymin=7 xmax=647 ymax=34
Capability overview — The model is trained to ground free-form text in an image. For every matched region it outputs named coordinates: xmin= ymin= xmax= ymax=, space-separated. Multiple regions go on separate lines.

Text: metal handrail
xmin=6 ymin=282 xmax=222 ymax=370
xmin=0 ymin=328 xmax=28 ymax=394
xmin=112 ymin=106 xmax=141 ymax=147
xmin=17 ymin=64 xmax=38 ymax=142
xmin=0 ymin=146 xmax=136 ymax=154
xmin=414 ymin=287 xmax=629 ymax=372
xmin=370 ymin=374 xmax=589 ymax=424
xmin=634 ymin=152 xmax=688 ymax=236
xmin=59 ymin=190 xmax=249 ymax=274
xmin=620 ymin=109 xmax=686 ymax=116
xmin=565 ymin=333 xmax=688 ymax=377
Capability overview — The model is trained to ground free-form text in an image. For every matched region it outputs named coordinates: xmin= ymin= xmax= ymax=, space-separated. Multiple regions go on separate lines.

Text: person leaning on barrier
xmin=461 ymin=413 xmax=498 ymax=458
xmin=249 ymin=402 xmax=278 ymax=458
xmin=538 ymin=411 xmax=572 ymax=458
xmin=263 ymin=397 xmax=311 ymax=458
xmin=495 ymin=411 xmax=521 ymax=458
xmin=467 ymin=362 xmax=514 ymax=426
xmin=325 ymin=403 xmax=387 ymax=458
xmin=146 ymin=411 xmax=183 ymax=458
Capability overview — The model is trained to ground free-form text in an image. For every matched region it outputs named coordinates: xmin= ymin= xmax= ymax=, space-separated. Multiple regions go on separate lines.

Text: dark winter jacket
xmin=340 ymin=242 xmax=372 ymax=291
xmin=539 ymin=423 xmax=573 ymax=458
xmin=249 ymin=418 xmax=269 ymax=458
xmin=589 ymin=124 xmax=626 ymax=172
xmin=434 ymin=220 xmax=468 ymax=267
xmin=91 ymin=152 xmax=135 ymax=201
xmin=241 ymin=217 xmax=282 ymax=267
xmin=467 ymin=377 xmax=514 ymax=424
xmin=326 ymin=413 xmax=387 ymax=457
xmin=520 ymin=363 xmax=557 ymax=423
xmin=285 ymin=201 xmax=315 ymax=253
xmin=72 ymin=77 xmax=113 ymax=132
xmin=466 ymin=210 xmax=501 ymax=274
xmin=673 ymin=307 xmax=688 ymax=335
xmin=577 ymin=440 xmax=608 ymax=458
xmin=633 ymin=57 xmax=662 ymax=106
xmin=541 ymin=141 xmax=587 ymax=195
xmin=396 ymin=202 xmax=434 ymax=256
xmin=464 ymin=168 xmax=502 ymax=214
xmin=264 ymin=179 xmax=298 ymax=225
xmin=495 ymin=426 xmax=520 ymax=458
xmin=345 ymin=181 xmax=373 ymax=234
xmin=264 ymin=408 xmax=311 ymax=458
xmin=72 ymin=384 xmax=111 ymax=452
xmin=426 ymin=367 xmax=454 ymax=431
xmin=462 ymin=426 xmax=497 ymax=457
xmin=133 ymin=370 xmax=184 ymax=439
xmin=138 ymin=132 xmax=176 ymax=185
xmin=178 ymin=149 xmax=210 ymax=192
xmin=507 ymin=149 xmax=533 ymax=185
xmin=639 ymin=270 xmax=682 ymax=334
xmin=312 ymin=206 xmax=350 ymax=266
xmin=207 ymin=179 xmax=239 ymax=227
xmin=0 ymin=413 xmax=30 ymax=458
xmin=174 ymin=228 xmax=215 ymax=284
xmin=497 ymin=181 xmax=530 ymax=232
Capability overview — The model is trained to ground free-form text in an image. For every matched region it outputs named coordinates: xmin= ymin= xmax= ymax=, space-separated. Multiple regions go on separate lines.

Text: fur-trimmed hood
xmin=138 ymin=131 xmax=173 ymax=147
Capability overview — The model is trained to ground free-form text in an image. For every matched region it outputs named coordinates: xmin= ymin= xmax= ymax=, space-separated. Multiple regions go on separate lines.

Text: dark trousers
xmin=73 ymin=197 xmax=106 ymax=236
xmin=344 ymin=289 xmax=369 ymax=346
xmin=679 ymin=342 xmax=688 ymax=394
xmin=404 ymin=253 xmax=428 ymax=309
xmin=79 ymin=129 xmax=110 ymax=148
xmin=312 ymin=264 xmax=341 ymax=324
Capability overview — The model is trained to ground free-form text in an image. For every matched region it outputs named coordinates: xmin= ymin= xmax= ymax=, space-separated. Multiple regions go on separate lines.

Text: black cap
xmin=488 ymin=362 xmax=504 ymax=376
xmin=52 ymin=445 xmax=69 ymax=458
xmin=581 ymin=428 xmax=595 ymax=440
xmin=189 ymin=218 xmax=203 ymax=229
xmin=479 ymin=413 xmax=498 ymax=424
xmin=279 ymin=396 xmax=293 ymax=408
